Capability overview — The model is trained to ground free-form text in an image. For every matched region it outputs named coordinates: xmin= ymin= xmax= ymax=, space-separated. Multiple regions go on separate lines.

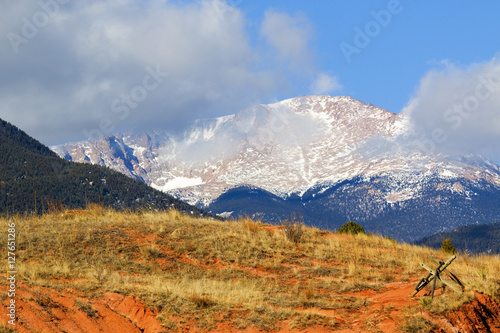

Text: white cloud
xmin=309 ymin=73 xmax=342 ymax=95
xmin=402 ymin=56 xmax=500 ymax=159
xmin=260 ymin=10 xmax=313 ymax=72
xmin=0 ymin=0 xmax=336 ymax=145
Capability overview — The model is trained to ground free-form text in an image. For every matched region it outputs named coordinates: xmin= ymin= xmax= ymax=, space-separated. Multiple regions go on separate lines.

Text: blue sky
xmin=237 ymin=0 xmax=500 ymax=113
xmin=1 ymin=0 xmax=500 ymax=155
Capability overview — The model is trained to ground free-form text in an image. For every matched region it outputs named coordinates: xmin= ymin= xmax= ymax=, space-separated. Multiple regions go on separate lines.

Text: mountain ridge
xmin=416 ymin=222 xmax=500 ymax=254
xmin=52 ymin=95 xmax=411 ymax=199
xmin=52 ymin=95 xmax=500 ymax=240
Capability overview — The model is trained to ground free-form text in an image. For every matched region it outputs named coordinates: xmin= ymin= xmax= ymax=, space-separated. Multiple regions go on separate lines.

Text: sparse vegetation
xmin=74 ymin=299 xmax=99 ymax=318
xmin=400 ymin=314 xmax=436 ymax=333
xmin=1 ymin=207 xmax=499 ymax=331
xmin=280 ymin=214 xmax=304 ymax=243
xmin=427 ymin=291 xmax=475 ymax=314
xmin=0 ymin=324 xmax=16 ymax=333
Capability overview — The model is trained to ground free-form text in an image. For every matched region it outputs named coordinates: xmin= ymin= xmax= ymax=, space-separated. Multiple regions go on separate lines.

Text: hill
xmin=1 ymin=208 xmax=499 ymax=332
xmin=416 ymin=222 xmax=500 ymax=255
xmin=0 ymin=118 xmax=206 ymax=216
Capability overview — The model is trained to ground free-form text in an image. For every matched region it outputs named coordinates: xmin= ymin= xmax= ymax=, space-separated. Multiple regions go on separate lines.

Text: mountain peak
xmin=273 ymin=95 xmax=396 ymax=125
xmin=51 ymin=96 xmax=500 ymax=241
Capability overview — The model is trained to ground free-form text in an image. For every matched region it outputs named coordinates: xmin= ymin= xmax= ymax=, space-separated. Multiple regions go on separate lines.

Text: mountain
xmin=52 ymin=95 xmax=500 ymax=241
xmin=416 ymin=222 xmax=500 ymax=255
xmin=0 ymin=118 xmax=207 ymax=216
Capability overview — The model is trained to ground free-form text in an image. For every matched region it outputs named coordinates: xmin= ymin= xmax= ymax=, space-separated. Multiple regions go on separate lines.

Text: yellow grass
xmin=1 ymin=207 xmax=499 ymax=331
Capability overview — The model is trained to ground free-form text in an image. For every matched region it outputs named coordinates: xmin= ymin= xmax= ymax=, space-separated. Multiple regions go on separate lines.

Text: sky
xmin=1 ymin=0 xmax=500 ymax=160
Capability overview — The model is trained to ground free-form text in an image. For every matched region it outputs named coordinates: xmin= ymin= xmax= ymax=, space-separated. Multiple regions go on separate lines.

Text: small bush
xmin=336 ymin=222 xmax=366 ymax=235
xmin=241 ymin=218 xmax=261 ymax=233
xmin=280 ymin=214 xmax=304 ymax=243
xmin=475 ymin=267 xmax=488 ymax=280
xmin=188 ymin=293 xmax=214 ymax=309
xmin=441 ymin=238 xmax=457 ymax=254
xmin=75 ymin=299 xmax=99 ymax=318
xmin=419 ymin=296 xmax=433 ymax=310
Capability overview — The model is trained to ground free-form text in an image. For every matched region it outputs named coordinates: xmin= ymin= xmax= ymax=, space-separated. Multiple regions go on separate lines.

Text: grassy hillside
xmin=1 ymin=208 xmax=499 ymax=332
xmin=0 ymin=118 xmax=206 ymax=216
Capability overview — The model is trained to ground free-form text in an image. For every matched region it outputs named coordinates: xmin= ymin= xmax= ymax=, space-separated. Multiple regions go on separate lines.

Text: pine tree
xmin=441 ymin=238 xmax=457 ymax=254
xmin=336 ymin=221 xmax=366 ymax=235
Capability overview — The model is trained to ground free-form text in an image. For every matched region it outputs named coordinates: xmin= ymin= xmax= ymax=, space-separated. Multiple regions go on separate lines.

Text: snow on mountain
xmin=53 ymin=95 xmax=500 ymax=205
xmin=52 ymin=95 xmax=500 ymax=240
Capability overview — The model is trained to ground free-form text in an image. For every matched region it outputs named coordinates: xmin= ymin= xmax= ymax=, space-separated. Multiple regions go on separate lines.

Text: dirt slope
xmin=2 ymin=282 xmax=499 ymax=332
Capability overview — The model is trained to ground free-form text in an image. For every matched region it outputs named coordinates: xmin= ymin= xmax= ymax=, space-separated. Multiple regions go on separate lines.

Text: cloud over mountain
xmin=402 ymin=56 xmax=500 ymax=159
xmin=0 ymin=0 xmax=339 ymax=145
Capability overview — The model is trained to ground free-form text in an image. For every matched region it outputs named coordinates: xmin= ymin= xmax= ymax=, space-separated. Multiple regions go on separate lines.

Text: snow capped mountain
xmin=52 ymin=95 xmax=500 ymax=240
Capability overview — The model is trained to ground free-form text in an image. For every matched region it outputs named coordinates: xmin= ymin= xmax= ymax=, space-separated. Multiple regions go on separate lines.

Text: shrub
xmin=188 ymin=293 xmax=214 ymax=309
xmin=336 ymin=221 xmax=366 ymax=235
xmin=441 ymin=238 xmax=457 ymax=254
xmin=74 ymin=299 xmax=99 ymax=318
xmin=280 ymin=214 xmax=304 ymax=243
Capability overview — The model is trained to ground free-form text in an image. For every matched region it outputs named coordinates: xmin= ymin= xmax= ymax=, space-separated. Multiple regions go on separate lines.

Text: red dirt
xmin=4 ymin=279 xmax=498 ymax=332
xmin=0 ymin=283 xmax=163 ymax=333
xmin=443 ymin=292 xmax=500 ymax=333
xmin=326 ymin=281 xmax=420 ymax=332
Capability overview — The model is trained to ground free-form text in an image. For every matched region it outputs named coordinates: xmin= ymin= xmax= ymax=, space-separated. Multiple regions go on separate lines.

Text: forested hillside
xmin=416 ymin=222 xmax=500 ymax=255
xmin=0 ymin=118 xmax=206 ymax=216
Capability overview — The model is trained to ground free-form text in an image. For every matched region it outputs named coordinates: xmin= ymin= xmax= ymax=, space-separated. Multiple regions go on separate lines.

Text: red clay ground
xmin=0 ymin=283 xmax=163 ymax=333
xmin=2 ymin=281 xmax=498 ymax=332
xmin=1 ymin=221 xmax=499 ymax=332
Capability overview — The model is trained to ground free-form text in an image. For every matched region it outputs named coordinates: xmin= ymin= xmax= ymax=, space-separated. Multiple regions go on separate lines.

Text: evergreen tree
xmin=441 ymin=238 xmax=457 ymax=254
xmin=336 ymin=221 xmax=366 ymax=235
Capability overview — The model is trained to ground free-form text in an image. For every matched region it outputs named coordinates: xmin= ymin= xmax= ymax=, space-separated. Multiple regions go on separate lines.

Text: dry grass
xmin=74 ymin=299 xmax=99 ymax=318
xmin=0 ymin=323 xmax=16 ymax=333
xmin=1 ymin=207 xmax=499 ymax=331
xmin=400 ymin=314 xmax=436 ymax=333
xmin=280 ymin=214 xmax=305 ymax=243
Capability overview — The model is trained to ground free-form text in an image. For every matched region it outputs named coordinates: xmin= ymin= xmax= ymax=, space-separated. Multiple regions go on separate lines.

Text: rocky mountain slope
xmin=52 ymin=95 xmax=500 ymax=241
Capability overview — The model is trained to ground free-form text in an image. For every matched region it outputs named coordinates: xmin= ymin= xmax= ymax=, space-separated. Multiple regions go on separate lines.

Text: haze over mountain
xmin=53 ymin=95 xmax=500 ymax=241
